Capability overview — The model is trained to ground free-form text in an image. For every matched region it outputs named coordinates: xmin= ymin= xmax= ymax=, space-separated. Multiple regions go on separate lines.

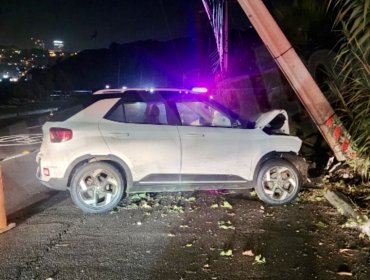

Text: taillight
xmin=49 ymin=127 xmax=73 ymax=143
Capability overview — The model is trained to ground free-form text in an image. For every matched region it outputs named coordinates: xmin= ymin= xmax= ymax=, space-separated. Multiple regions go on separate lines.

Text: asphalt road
xmin=1 ymin=190 xmax=370 ymax=280
xmin=0 ymin=117 xmax=51 ymax=216
xmin=0 ymin=119 xmax=369 ymax=280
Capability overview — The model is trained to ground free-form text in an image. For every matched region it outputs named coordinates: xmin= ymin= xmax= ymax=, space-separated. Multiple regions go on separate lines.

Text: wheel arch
xmin=65 ymin=154 xmax=133 ymax=191
xmin=252 ymin=151 xmax=308 ymax=184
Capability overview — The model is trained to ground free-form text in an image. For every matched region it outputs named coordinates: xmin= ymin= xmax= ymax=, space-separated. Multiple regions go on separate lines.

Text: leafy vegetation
xmin=327 ymin=0 xmax=370 ymax=167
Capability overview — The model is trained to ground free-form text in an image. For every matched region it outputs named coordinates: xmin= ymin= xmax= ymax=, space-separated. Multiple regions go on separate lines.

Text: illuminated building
xmin=53 ymin=40 xmax=64 ymax=52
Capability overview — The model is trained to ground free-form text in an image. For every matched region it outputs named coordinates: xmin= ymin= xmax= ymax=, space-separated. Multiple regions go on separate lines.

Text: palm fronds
xmin=328 ymin=0 xmax=370 ymax=160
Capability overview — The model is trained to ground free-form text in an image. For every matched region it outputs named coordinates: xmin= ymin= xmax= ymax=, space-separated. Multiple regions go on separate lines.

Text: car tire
xmin=70 ymin=162 xmax=125 ymax=213
xmin=255 ymin=159 xmax=301 ymax=205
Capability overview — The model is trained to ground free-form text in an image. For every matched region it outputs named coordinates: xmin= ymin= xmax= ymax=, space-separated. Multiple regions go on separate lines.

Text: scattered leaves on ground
xmin=220 ymin=249 xmax=233 ymax=257
xmin=242 ymin=250 xmax=254 ymax=257
xmin=253 ymin=254 xmax=266 ymax=265
xmin=337 ymin=272 xmax=352 ymax=276
xmin=221 ymin=201 xmax=233 ymax=209
xmin=316 ymin=221 xmax=328 ymax=228
xmin=169 ymin=205 xmax=184 ymax=213
xmin=186 ymin=197 xmax=196 ymax=203
xmin=218 ymin=221 xmax=235 ymax=230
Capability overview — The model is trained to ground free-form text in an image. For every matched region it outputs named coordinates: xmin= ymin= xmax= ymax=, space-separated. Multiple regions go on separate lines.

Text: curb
xmin=325 ymin=189 xmax=370 ymax=238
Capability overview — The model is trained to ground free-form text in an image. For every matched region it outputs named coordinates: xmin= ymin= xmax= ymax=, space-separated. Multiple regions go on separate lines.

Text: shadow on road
xmin=7 ymin=192 xmax=69 ymax=226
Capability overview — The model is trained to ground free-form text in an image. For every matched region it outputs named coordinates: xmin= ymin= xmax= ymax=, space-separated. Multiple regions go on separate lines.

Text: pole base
xmin=0 ymin=222 xmax=16 ymax=234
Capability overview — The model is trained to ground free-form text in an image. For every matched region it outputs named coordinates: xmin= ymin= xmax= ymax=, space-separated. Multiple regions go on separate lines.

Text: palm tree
xmin=327 ymin=0 xmax=370 ymax=162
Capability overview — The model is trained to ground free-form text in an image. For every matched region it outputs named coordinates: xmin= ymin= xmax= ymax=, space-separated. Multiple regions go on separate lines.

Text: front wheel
xmin=70 ymin=162 xmax=125 ymax=213
xmin=255 ymin=159 xmax=301 ymax=205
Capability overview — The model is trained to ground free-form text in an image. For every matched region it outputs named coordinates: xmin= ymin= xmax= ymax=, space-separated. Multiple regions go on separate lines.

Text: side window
xmin=105 ymin=103 xmax=125 ymax=122
xmin=124 ymin=102 xmax=168 ymax=125
xmin=105 ymin=102 xmax=169 ymax=124
xmin=176 ymin=102 xmax=231 ymax=127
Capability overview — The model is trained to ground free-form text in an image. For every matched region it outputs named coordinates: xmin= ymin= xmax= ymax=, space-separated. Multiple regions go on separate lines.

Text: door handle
xmin=108 ymin=132 xmax=130 ymax=138
xmin=184 ymin=133 xmax=205 ymax=137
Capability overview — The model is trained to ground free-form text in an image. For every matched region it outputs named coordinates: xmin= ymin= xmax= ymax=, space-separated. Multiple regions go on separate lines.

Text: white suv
xmin=37 ymin=88 xmax=307 ymax=213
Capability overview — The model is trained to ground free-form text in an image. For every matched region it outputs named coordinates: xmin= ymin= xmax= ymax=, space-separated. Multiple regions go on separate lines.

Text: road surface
xmin=0 ymin=119 xmax=369 ymax=280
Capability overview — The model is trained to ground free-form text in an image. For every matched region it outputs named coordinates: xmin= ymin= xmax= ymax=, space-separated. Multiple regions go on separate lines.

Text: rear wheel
xmin=255 ymin=159 xmax=301 ymax=205
xmin=70 ymin=162 xmax=125 ymax=213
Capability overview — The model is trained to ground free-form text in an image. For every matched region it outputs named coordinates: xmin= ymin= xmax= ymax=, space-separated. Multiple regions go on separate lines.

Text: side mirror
xmin=232 ymin=119 xmax=241 ymax=128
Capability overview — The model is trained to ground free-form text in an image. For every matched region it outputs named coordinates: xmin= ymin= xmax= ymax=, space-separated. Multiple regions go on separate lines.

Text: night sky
xmin=0 ymin=0 xmax=250 ymax=51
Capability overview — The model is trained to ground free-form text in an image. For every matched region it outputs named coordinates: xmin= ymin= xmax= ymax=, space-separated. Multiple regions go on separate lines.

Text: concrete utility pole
xmin=237 ymin=0 xmax=354 ymax=161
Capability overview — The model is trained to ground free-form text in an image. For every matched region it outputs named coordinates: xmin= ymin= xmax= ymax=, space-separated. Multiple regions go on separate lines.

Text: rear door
xmin=99 ymin=98 xmax=181 ymax=186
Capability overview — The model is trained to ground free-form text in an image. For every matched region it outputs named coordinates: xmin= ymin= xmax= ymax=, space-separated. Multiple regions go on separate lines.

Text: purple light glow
xmin=192 ymin=87 xmax=208 ymax=93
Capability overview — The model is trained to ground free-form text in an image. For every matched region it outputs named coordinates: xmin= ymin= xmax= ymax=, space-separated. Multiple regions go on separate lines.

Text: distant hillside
xmin=5 ymin=30 xmax=265 ymax=100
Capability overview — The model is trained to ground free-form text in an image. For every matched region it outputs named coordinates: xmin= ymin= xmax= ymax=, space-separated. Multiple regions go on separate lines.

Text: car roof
xmin=93 ymin=88 xmax=195 ymax=95
xmin=92 ymin=88 xmax=215 ymax=103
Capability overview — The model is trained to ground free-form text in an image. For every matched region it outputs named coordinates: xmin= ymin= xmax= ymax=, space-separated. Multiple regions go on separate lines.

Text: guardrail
xmin=0 ymin=108 xmax=59 ymax=120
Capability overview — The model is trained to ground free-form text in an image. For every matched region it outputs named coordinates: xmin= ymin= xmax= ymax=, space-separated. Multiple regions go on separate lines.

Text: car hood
xmin=254 ymin=109 xmax=290 ymax=134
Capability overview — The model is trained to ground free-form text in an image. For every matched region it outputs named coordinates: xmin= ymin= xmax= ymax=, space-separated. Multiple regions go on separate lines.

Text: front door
xmin=175 ymin=100 xmax=253 ymax=184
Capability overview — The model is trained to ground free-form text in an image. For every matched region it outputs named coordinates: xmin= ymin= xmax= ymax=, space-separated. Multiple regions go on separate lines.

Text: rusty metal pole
xmin=237 ymin=0 xmax=355 ymax=161
xmin=0 ymin=164 xmax=16 ymax=234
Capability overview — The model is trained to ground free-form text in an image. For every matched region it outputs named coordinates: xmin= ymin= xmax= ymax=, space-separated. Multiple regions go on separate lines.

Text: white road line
xmin=0 ymin=134 xmax=43 ymax=146
xmin=1 ymin=150 xmax=38 ymax=162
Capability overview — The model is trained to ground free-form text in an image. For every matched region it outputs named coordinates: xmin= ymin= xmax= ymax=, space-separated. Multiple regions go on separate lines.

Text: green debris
xmin=185 ymin=243 xmax=193 ymax=248
xmin=138 ymin=193 xmax=148 ymax=199
xmin=130 ymin=194 xmax=141 ymax=201
xmin=316 ymin=221 xmax=328 ymax=228
xmin=140 ymin=201 xmax=152 ymax=209
xmin=130 ymin=193 xmax=149 ymax=203
xmin=253 ymin=254 xmax=266 ymax=264
xmin=357 ymin=215 xmax=368 ymax=223
xmin=218 ymin=221 xmax=235 ymax=230
xmin=250 ymin=191 xmax=257 ymax=197
xmin=210 ymin=204 xmax=219 ymax=209
xmin=220 ymin=249 xmax=233 ymax=257
xmin=221 ymin=201 xmax=233 ymax=209
xmin=186 ymin=197 xmax=196 ymax=203
xmin=169 ymin=205 xmax=184 ymax=213
xmin=358 ymin=233 xmax=366 ymax=239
